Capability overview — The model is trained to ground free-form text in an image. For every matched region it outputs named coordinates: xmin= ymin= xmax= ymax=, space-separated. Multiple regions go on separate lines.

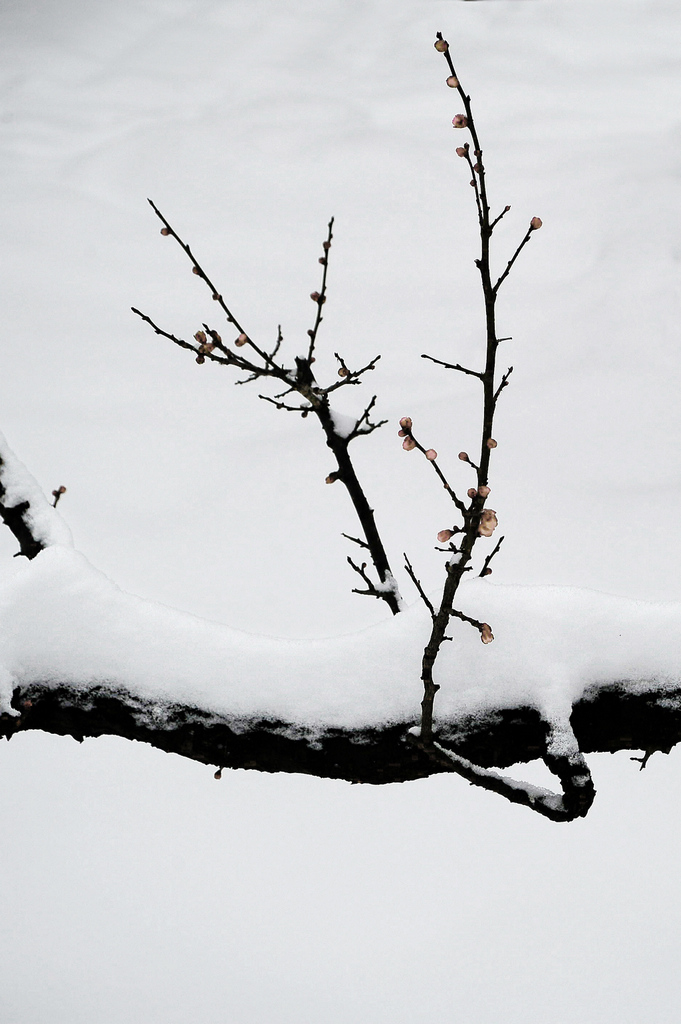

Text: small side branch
xmin=421 ymin=353 xmax=483 ymax=380
xmin=479 ymin=534 xmax=504 ymax=577
xmin=493 ymin=366 xmax=514 ymax=404
xmin=493 ymin=224 xmax=536 ymax=294
xmin=306 ymin=218 xmax=334 ymax=364
xmin=403 ymin=553 xmax=435 ymax=617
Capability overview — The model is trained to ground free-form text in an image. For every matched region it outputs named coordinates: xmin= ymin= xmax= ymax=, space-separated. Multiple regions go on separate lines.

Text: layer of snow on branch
xmin=1 ymin=545 xmax=680 ymax=727
xmin=329 ymin=407 xmax=363 ymax=439
xmin=0 ymin=431 xmax=73 ymax=550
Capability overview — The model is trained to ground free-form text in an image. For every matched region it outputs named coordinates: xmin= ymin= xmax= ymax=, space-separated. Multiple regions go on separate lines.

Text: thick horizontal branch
xmin=2 ymin=680 xmax=678 ymax=795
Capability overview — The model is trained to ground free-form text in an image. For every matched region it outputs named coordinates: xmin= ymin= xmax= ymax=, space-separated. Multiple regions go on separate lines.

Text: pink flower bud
xmin=318 ymin=257 xmax=327 ymax=265
xmin=425 ymin=449 xmax=437 ymax=461
xmin=478 ymin=510 xmax=498 ymax=537
xmin=478 ymin=485 xmax=490 ymax=498
xmin=452 ymin=114 xmax=468 ymax=129
xmin=194 ymin=330 xmax=207 ymax=344
xmin=458 ymin=451 xmax=469 ymax=462
xmin=160 ymin=227 xmax=170 ymax=236
xmin=480 ymin=623 xmax=494 ymax=644
xmin=192 ymin=266 xmax=201 ymax=275
xmin=325 ymin=472 xmax=339 ymax=484
xmin=530 ymin=217 xmax=543 ymax=230
xmin=399 ymin=416 xmax=413 ymax=431
xmin=212 ymin=292 xmax=221 ymax=301
xmin=214 ymin=768 xmax=222 ymax=779
xmin=402 ymin=437 xmax=417 ymax=451
xmin=481 ymin=567 xmax=492 ymax=577
xmin=446 ymin=76 xmax=459 ymax=88
xmin=310 ymin=291 xmax=321 ymax=302
xmin=467 ymin=488 xmax=477 ymax=499
xmin=437 ymin=529 xmax=454 ymax=543
xmin=455 ymin=147 xmax=467 ymax=158
xmin=323 ymin=241 xmax=331 ymax=251
xmin=195 ymin=354 xmax=205 ymax=364
xmin=434 ymin=38 xmax=449 ymax=52
xmin=338 ymin=366 xmax=349 ymax=377
xmin=486 ymin=438 xmax=497 ymax=449
xmin=235 ymin=333 xmax=248 ymax=347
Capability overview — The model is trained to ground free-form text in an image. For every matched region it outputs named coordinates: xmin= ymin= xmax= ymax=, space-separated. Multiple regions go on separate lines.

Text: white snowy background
xmin=1 ymin=1 xmax=681 ymax=1021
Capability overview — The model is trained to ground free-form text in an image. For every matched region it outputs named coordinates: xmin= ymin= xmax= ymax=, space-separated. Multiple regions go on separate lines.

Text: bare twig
xmin=421 ymin=353 xmax=484 ymax=379
xmin=404 ymin=553 xmax=435 ymax=617
xmin=479 ymin=534 xmax=504 ymax=577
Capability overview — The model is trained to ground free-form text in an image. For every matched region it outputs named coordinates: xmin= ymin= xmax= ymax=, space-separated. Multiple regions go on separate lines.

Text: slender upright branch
xmin=415 ymin=36 xmax=544 ymax=743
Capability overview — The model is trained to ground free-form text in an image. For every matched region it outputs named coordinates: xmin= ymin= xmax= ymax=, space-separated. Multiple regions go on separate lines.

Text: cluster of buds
xmin=397 ymin=417 xmax=436 ymax=459
xmin=194 ymin=328 xmax=221 ymax=364
xmin=478 ymin=510 xmax=498 ymax=538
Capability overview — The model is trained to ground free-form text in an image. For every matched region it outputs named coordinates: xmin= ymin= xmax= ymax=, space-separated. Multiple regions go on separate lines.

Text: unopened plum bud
xmin=473 ymin=163 xmax=481 ymax=174
xmin=434 ymin=38 xmax=449 ymax=52
xmin=470 ymin=180 xmax=476 ymax=187
xmin=446 ymin=75 xmax=459 ymax=88
xmin=486 ymin=438 xmax=497 ymax=449
xmin=467 ymin=488 xmax=477 ymax=499
xmin=318 ymin=257 xmax=327 ymax=265
xmin=402 ymin=437 xmax=417 ymax=451
xmin=458 ymin=451 xmax=469 ymax=462
xmin=310 ymin=291 xmax=320 ymax=302
xmin=452 ymin=114 xmax=468 ymax=129
xmin=235 ymin=333 xmax=248 ymax=347
xmin=478 ymin=485 xmax=490 ymax=498
xmin=504 ymin=206 xmax=511 ymax=213
xmin=437 ymin=529 xmax=454 ymax=543
xmin=322 ymin=241 xmax=331 ymax=251
xmin=192 ymin=266 xmax=201 ymax=275
xmin=212 ymin=292 xmax=221 ymax=301
xmin=160 ymin=227 xmax=170 ymax=236
xmin=481 ymin=567 xmax=492 ymax=577
xmin=455 ymin=147 xmax=467 ymax=158
xmin=530 ymin=216 xmax=543 ymax=230
xmin=478 ymin=510 xmax=498 ymax=537
xmin=399 ymin=416 xmax=413 ymax=431
xmin=194 ymin=330 xmax=207 ymax=344
xmin=338 ymin=366 xmax=349 ymax=377
xmin=214 ymin=769 xmax=222 ymax=780
xmin=425 ymin=449 xmax=437 ymax=461
xmin=480 ymin=623 xmax=494 ymax=644
xmin=325 ymin=472 xmax=339 ymax=484
xmin=195 ymin=354 xmax=205 ymax=364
